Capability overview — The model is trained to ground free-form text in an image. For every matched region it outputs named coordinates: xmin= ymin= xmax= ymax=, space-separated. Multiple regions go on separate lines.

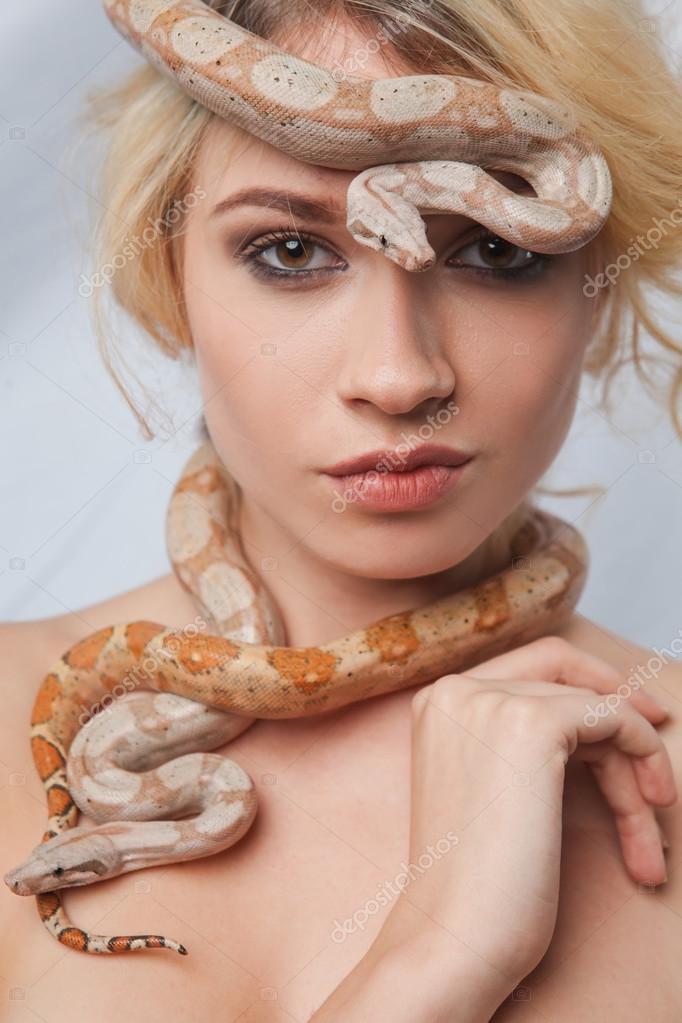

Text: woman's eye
xmin=448 ymin=232 xmax=546 ymax=275
xmin=241 ymin=231 xmax=342 ymax=277
xmin=238 ymin=227 xmax=552 ymax=283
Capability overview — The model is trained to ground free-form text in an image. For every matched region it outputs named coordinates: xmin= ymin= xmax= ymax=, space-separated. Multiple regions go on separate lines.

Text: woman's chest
xmin=5 ymin=687 xmax=682 ymax=1023
xmin=5 ymin=691 xmax=414 ymax=1021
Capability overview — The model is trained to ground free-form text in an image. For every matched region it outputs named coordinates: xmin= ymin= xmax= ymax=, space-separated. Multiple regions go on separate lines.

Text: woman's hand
xmin=463 ymin=635 xmax=674 ymax=884
xmin=385 ymin=635 xmax=677 ymax=998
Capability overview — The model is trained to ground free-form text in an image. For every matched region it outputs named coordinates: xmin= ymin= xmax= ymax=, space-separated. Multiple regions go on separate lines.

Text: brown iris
xmin=478 ymin=234 xmax=534 ymax=269
xmin=273 ymin=237 xmax=313 ymax=269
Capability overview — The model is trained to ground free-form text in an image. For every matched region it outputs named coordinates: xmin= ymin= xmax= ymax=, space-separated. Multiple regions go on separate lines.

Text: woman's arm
xmin=309 ymin=900 xmax=513 ymax=1022
xmin=310 ymin=636 xmax=675 ymax=1023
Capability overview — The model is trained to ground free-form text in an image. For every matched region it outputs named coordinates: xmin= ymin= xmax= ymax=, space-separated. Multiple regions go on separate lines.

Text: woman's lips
xmin=324 ymin=460 xmax=472 ymax=511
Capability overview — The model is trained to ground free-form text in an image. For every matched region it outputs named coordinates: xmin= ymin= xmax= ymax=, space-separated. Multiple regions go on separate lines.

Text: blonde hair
xmin=81 ymin=0 xmax=682 ymax=465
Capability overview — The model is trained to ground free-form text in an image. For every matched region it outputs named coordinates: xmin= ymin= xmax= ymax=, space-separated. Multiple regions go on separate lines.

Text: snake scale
xmin=101 ymin=0 xmax=612 ymax=268
xmin=5 ymin=441 xmax=588 ymax=954
xmin=4 ymin=0 xmax=608 ymax=956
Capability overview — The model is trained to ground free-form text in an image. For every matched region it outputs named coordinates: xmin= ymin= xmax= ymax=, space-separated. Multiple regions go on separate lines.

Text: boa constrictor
xmin=4 ymin=0 xmax=607 ymax=956
xmin=5 ymin=441 xmax=589 ymax=955
xmin=101 ymin=0 xmax=612 ymax=269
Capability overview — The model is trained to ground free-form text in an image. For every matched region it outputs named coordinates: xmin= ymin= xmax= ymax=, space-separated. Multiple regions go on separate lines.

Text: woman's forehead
xmin=273 ymin=13 xmax=419 ymax=80
xmin=197 ymin=122 xmax=533 ymax=203
xmin=191 ymin=14 xmax=530 ymax=201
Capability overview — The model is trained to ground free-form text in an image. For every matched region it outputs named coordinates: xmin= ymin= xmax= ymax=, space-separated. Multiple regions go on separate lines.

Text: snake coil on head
xmin=4 ymin=0 xmax=608 ymax=955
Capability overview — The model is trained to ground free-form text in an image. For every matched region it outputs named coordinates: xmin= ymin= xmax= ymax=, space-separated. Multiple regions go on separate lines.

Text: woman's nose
xmin=335 ymin=262 xmax=456 ymax=415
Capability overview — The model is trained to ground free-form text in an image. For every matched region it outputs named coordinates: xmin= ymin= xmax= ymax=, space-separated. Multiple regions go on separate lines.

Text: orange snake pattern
xmin=5 ymin=440 xmax=588 ymax=955
xmin=4 ymin=0 xmax=610 ymax=956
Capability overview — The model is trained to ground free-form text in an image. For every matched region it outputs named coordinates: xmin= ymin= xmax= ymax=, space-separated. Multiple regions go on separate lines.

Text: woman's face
xmin=181 ymin=26 xmax=600 ymax=581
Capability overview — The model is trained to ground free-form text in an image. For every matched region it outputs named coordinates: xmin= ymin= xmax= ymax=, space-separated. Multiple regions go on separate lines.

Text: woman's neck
xmin=236 ymin=494 xmax=534 ymax=648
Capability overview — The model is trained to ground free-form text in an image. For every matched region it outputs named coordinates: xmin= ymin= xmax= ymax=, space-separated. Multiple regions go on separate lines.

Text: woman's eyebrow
xmin=209 ymin=187 xmax=345 ymax=223
xmin=208 ymin=173 xmax=533 ymax=225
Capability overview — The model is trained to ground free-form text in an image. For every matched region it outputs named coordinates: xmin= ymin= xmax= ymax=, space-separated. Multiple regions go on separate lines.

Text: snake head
xmin=346 ymin=166 xmax=436 ymax=272
xmin=4 ymin=828 xmax=119 ymax=895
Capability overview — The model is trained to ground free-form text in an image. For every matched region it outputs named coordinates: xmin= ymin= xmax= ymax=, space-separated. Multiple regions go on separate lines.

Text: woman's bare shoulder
xmin=555 ymin=612 xmax=682 ymax=892
xmin=0 ymin=616 xmax=77 ymax=691
xmin=0 ymin=572 xmax=199 ymax=688
xmin=555 ymin=610 xmax=682 ymax=708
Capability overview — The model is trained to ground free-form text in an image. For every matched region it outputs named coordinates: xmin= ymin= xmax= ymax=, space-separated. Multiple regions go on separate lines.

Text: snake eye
xmin=53 ymin=866 xmax=64 ymax=877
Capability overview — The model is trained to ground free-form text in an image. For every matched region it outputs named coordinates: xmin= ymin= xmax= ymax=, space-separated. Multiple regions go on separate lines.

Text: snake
xmin=3 ymin=0 xmax=609 ymax=956
xmin=99 ymin=0 xmax=613 ymax=270
xmin=5 ymin=440 xmax=589 ymax=955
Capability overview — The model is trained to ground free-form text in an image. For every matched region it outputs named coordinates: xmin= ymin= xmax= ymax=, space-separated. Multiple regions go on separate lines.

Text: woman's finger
xmin=469 ymin=636 xmax=618 ymax=685
xmin=573 ymin=734 xmax=676 ymax=812
xmin=574 ymin=700 xmax=678 ymax=806
xmin=495 ymin=682 xmax=677 ymax=812
xmin=480 ymin=677 xmax=677 ymax=879
xmin=585 ymin=747 xmax=667 ymax=884
xmin=468 ymin=636 xmax=670 ymax=725
xmin=436 ymin=673 xmax=676 ymax=886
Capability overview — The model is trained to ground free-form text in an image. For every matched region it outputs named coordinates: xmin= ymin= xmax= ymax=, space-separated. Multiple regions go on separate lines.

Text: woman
xmin=2 ymin=0 xmax=682 ymax=1019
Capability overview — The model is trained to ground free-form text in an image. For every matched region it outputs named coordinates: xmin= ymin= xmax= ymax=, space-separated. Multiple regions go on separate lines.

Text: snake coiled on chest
xmin=5 ymin=441 xmax=588 ymax=954
xmin=4 ymin=0 xmax=608 ymax=956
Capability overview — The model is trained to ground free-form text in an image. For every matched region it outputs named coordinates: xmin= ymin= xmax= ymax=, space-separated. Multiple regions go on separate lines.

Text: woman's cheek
xmin=475 ymin=299 xmax=591 ymax=462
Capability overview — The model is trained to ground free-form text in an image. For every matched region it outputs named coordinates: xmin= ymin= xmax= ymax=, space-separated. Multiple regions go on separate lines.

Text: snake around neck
xmin=5 ymin=439 xmax=589 ymax=955
xmin=4 ymin=0 xmax=607 ymax=956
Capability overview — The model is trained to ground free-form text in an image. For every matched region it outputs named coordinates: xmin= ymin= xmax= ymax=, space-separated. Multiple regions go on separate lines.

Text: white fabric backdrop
xmin=1 ymin=0 xmax=681 ymax=653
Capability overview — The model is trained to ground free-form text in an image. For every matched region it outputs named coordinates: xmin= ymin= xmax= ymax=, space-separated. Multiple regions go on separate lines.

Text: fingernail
xmin=645 ymin=691 xmax=671 ymax=714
